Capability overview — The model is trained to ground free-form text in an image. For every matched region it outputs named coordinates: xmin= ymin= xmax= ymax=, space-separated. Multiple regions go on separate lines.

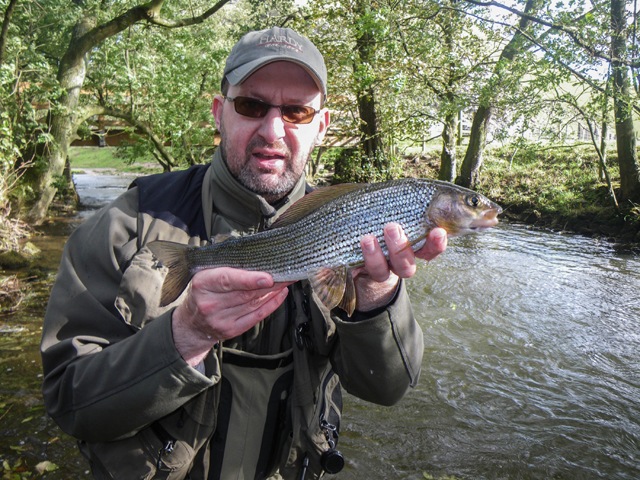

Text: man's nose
xmin=257 ymin=107 xmax=286 ymax=143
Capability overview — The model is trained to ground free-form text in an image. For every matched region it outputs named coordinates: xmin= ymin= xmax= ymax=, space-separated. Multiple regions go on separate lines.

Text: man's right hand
xmin=171 ymin=268 xmax=291 ymax=367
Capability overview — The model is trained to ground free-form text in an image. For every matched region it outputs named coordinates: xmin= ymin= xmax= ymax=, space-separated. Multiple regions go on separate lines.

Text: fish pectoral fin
xmin=338 ymin=271 xmax=357 ymax=317
xmin=308 ymin=266 xmax=349 ymax=313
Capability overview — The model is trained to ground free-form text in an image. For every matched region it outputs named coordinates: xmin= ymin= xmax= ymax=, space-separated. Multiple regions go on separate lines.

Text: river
xmin=0 ymin=171 xmax=638 ymax=479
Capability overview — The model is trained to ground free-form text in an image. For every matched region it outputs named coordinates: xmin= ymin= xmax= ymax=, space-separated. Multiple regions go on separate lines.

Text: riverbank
xmin=400 ymin=145 xmax=640 ymax=249
xmin=498 ymin=204 xmax=640 ymax=248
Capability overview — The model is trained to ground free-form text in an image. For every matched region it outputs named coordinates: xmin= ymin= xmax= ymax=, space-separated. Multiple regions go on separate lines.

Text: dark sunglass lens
xmin=235 ymin=97 xmax=269 ymax=118
xmin=281 ymin=105 xmax=315 ymax=124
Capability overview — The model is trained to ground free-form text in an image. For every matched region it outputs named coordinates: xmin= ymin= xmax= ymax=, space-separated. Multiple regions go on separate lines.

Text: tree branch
xmin=462 ymin=0 xmax=640 ymax=67
xmin=145 ymin=0 xmax=229 ymax=27
xmin=0 ymin=0 xmax=19 ymax=65
xmin=61 ymin=0 xmax=231 ymax=73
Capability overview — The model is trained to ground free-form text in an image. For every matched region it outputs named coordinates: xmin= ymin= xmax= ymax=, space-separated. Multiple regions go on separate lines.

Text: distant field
xmin=69 ymin=146 xmax=126 ymax=168
xmin=69 ymin=147 xmax=159 ymax=173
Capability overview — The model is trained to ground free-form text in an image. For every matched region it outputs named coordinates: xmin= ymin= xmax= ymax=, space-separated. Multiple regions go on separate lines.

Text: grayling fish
xmin=148 ymin=178 xmax=502 ymax=315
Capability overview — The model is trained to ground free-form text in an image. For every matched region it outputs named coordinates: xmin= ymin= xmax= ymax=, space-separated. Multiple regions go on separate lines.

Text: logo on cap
xmin=258 ymin=34 xmax=303 ymax=53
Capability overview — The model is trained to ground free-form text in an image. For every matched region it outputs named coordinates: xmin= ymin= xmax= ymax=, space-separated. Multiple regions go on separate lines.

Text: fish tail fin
xmin=147 ymin=241 xmax=193 ymax=306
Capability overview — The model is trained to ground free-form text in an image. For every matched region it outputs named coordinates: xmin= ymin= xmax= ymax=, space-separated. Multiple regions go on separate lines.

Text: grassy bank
xmin=480 ymin=145 xmax=640 ymax=246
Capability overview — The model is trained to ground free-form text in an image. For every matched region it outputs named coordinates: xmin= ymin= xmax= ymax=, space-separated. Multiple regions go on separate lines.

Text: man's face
xmin=213 ymin=61 xmax=330 ymax=203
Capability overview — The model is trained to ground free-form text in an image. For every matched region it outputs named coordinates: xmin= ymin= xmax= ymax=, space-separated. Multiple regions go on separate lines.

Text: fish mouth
xmin=466 ymin=207 xmax=502 ymax=231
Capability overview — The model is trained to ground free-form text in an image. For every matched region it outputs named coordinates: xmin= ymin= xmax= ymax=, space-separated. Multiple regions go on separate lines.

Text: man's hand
xmin=171 ymin=268 xmax=291 ymax=367
xmin=353 ymin=224 xmax=448 ymax=312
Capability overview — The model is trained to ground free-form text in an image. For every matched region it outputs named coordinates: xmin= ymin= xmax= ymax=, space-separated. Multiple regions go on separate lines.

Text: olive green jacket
xmin=40 ymin=151 xmax=424 ymax=479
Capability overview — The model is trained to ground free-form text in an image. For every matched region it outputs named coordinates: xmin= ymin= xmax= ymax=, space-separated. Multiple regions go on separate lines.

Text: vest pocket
xmin=79 ymin=423 xmax=195 ymax=480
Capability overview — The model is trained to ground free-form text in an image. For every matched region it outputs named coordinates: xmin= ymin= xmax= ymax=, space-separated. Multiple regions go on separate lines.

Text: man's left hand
xmin=352 ymin=224 xmax=448 ymax=312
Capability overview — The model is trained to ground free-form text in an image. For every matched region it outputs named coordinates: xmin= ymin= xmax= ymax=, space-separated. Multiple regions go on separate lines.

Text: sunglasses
xmin=225 ymin=96 xmax=320 ymax=124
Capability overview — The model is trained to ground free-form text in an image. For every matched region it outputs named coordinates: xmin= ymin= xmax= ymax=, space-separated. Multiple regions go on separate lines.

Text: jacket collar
xmin=202 ymin=149 xmax=307 ymax=238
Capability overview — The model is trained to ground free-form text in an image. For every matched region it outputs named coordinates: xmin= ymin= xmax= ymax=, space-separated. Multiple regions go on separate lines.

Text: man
xmin=41 ymin=27 xmax=447 ymax=479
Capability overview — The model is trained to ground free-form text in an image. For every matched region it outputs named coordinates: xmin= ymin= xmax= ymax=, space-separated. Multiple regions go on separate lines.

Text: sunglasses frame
xmin=225 ymin=96 xmax=320 ymax=125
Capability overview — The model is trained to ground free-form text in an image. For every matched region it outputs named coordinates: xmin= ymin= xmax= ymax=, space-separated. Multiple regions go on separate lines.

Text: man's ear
xmin=212 ymin=95 xmax=225 ymax=130
xmin=315 ymin=108 xmax=331 ymax=145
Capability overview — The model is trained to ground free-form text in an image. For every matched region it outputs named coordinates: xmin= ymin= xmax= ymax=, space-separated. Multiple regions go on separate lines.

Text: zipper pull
xmin=157 ymin=439 xmax=176 ymax=469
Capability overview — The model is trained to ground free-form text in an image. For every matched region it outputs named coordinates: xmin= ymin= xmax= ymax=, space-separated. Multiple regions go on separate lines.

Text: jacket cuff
xmin=142 ymin=309 xmax=219 ymax=386
xmin=336 ymin=279 xmax=403 ymax=322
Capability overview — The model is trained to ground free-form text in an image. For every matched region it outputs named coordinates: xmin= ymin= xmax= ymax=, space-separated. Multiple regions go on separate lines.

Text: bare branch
xmin=461 ymin=0 xmax=630 ymax=66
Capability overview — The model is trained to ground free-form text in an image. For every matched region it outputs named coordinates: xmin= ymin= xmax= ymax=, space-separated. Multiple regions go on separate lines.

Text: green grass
xmin=475 ymin=144 xmax=640 ymax=242
xmin=478 ymin=144 xmax=618 ymax=216
xmin=69 ymin=147 xmax=160 ymax=173
xmin=69 ymin=146 xmax=126 ymax=168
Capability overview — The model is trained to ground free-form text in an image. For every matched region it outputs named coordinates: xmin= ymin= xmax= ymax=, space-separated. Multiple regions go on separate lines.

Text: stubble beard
xmin=221 ymin=136 xmax=314 ymax=203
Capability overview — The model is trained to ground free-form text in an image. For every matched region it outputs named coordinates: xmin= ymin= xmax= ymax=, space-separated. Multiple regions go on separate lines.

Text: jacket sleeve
xmin=40 ymin=189 xmax=218 ymax=442
xmin=328 ymin=282 xmax=424 ymax=406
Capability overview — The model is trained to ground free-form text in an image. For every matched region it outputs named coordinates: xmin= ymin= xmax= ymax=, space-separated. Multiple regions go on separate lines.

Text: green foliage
xmin=81 ymin=1 xmax=235 ymax=168
xmin=332 ymin=146 xmax=401 ymax=184
xmin=2 ymin=0 xmax=640 ymax=216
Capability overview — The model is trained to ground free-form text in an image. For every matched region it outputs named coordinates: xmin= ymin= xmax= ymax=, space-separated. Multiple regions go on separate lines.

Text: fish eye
xmin=466 ymin=194 xmax=480 ymax=208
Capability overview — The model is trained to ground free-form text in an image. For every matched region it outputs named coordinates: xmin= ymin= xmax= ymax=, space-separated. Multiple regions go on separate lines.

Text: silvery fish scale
xmin=188 ymin=178 xmax=439 ymax=280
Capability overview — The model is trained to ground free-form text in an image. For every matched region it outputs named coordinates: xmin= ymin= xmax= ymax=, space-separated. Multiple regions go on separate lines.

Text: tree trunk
xmin=439 ymin=112 xmax=457 ymax=182
xmin=357 ymin=90 xmax=385 ymax=167
xmin=599 ymin=116 xmax=608 ymax=182
xmin=457 ymin=0 xmax=537 ymax=189
xmin=457 ymin=105 xmax=491 ymax=188
xmin=25 ymin=0 xmax=229 ymax=223
xmin=439 ymin=3 xmax=458 ymax=183
xmin=0 ymin=0 xmax=18 ymax=65
xmin=611 ymin=0 xmax=640 ymax=202
xmin=354 ymin=0 xmax=386 ymax=177
xmin=27 ymin=15 xmax=95 ymax=223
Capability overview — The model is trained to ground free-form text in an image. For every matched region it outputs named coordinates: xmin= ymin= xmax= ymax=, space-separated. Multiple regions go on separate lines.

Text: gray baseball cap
xmin=222 ymin=27 xmax=327 ymax=100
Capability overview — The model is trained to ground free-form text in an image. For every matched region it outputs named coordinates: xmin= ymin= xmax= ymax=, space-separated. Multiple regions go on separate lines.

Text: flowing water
xmin=1 ymin=171 xmax=639 ymax=479
xmin=339 ymin=226 xmax=640 ymax=479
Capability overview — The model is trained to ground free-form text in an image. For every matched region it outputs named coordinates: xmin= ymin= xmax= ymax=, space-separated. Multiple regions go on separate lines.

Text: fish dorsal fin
xmin=271 ymin=183 xmax=365 ymax=228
